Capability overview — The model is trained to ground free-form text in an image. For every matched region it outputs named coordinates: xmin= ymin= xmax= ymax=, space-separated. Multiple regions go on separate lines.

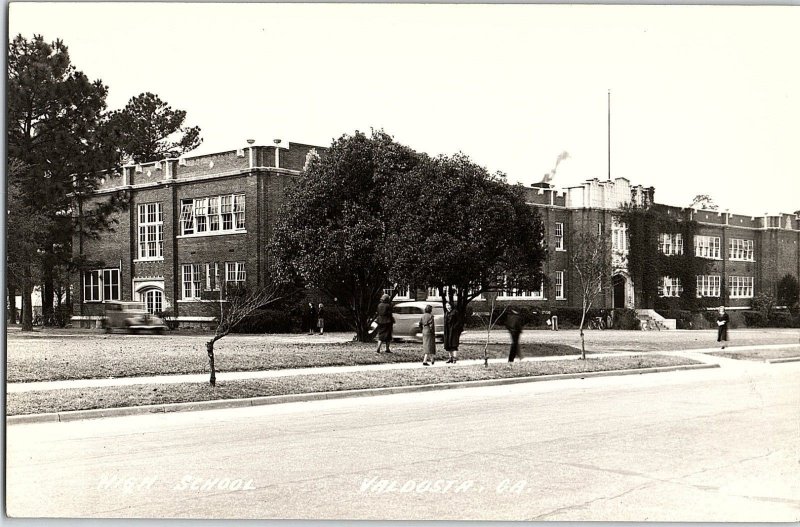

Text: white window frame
xmin=728 ymin=238 xmax=754 ymax=261
xmin=555 ymin=271 xmax=565 ymax=300
xmin=180 ymin=194 xmax=246 ymax=237
xmin=182 ymin=264 xmax=202 ymax=299
xmin=137 ymin=203 xmax=163 ymax=260
xmin=225 ymin=261 xmax=246 ymax=287
xmin=696 ymin=275 xmax=721 ymax=297
xmin=694 ymin=235 xmax=721 ymax=260
xmin=727 ymin=275 xmax=754 ymax=298
xmin=554 ymin=222 xmax=565 ymax=251
xmin=658 ymin=276 xmax=683 ymax=298
xmin=497 ymin=274 xmax=545 ymax=300
xmin=384 ymin=285 xmax=412 ymax=301
xmin=83 ymin=268 xmax=120 ymax=302
xmin=141 ymin=288 xmax=163 ymax=314
xmin=659 ymin=233 xmax=684 ymax=256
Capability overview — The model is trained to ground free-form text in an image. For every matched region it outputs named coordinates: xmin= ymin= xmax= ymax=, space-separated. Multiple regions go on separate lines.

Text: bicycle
xmin=588 ymin=317 xmax=606 ymax=330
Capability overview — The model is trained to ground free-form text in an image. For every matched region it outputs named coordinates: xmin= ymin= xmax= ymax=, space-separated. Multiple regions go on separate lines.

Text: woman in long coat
xmin=444 ymin=304 xmax=462 ymax=364
xmin=419 ymin=304 xmax=436 ymax=366
xmin=375 ymin=294 xmax=394 ymax=354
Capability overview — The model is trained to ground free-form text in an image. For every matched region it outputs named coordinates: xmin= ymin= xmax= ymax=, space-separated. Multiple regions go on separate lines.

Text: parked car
xmin=103 ymin=301 xmax=167 ymax=334
xmin=372 ymin=301 xmax=446 ymax=342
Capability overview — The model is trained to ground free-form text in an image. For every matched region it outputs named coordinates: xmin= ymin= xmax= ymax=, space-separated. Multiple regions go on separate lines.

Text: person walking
xmin=419 ymin=304 xmax=436 ymax=366
xmin=716 ymin=305 xmax=730 ymax=349
xmin=305 ymin=302 xmax=317 ymax=335
xmin=317 ymin=303 xmax=325 ymax=335
xmin=375 ymin=294 xmax=394 ymax=354
xmin=444 ymin=303 xmax=463 ymax=364
xmin=505 ymin=307 xmax=524 ymax=362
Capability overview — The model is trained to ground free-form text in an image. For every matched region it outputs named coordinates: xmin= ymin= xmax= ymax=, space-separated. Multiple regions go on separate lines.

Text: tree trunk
xmin=579 ymin=310 xmax=587 ymax=360
xmin=42 ymin=265 xmax=54 ymax=323
xmin=206 ymin=338 xmax=218 ymax=386
xmin=21 ymin=266 xmax=33 ymax=331
xmin=8 ymin=285 xmax=18 ymax=324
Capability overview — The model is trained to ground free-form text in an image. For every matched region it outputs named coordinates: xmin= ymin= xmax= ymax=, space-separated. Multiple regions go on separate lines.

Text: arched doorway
xmin=141 ymin=288 xmax=163 ymax=314
xmin=612 ymin=274 xmax=626 ymax=309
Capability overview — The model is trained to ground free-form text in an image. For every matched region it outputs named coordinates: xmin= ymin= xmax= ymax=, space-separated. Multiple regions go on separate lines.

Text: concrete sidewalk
xmin=8 ymin=343 xmax=798 ymax=393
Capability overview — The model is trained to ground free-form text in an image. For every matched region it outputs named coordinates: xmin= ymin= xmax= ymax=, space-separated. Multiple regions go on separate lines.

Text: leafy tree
xmin=7 ymin=34 xmax=127 ymax=325
xmin=107 ymin=92 xmax=202 ymax=163
xmin=6 ymin=159 xmax=51 ymax=330
xmin=271 ymin=130 xmax=420 ymax=341
xmin=385 ymin=153 xmax=547 ymax=350
xmin=776 ymin=274 xmax=799 ymax=309
xmin=570 ymin=231 xmax=612 ymax=359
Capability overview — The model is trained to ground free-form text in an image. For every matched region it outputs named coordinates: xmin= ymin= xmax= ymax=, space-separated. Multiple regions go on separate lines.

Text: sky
xmin=8 ymin=3 xmax=800 ymax=216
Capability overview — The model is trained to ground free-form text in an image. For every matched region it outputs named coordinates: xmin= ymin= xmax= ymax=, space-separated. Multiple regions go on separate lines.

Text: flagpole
xmin=607 ymin=89 xmax=611 ymax=181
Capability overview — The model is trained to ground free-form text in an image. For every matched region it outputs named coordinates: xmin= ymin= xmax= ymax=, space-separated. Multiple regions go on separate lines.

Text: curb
xmin=7 ymin=363 xmax=719 ymax=425
xmin=766 ymin=357 xmax=800 ymax=364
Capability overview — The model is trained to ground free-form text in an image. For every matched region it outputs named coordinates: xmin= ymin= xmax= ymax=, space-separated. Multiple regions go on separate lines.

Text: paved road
xmin=7 ymin=357 xmax=800 ymax=521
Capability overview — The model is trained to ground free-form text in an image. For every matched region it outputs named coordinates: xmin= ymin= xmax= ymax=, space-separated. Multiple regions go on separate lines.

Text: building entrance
xmin=612 ymin=274 xmax=626 ymax=309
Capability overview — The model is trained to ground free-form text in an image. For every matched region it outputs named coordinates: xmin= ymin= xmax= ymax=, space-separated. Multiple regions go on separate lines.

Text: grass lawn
xmin=708 ymin=348 xmax=800 ymax=361
xmin=7 ymin=354 xmax=701 ymax=416
xmin=6 ymin=336 xmax=580 ymax=383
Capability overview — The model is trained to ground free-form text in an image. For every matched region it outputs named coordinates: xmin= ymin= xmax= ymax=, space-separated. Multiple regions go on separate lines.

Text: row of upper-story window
xmin=133 ymin=202 xmax=756 ymax=264
xmin=135 ymin=195 xmax=246 ymax=261
xmin=658 ymin=275 xmax=754 ymax=298
xmin=659 ymin=234 xmax=754 ymax=261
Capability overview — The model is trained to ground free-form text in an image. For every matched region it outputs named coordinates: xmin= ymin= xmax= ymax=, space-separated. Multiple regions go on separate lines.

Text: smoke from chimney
xmin=541 ymin=151 xmax=570 ymax=184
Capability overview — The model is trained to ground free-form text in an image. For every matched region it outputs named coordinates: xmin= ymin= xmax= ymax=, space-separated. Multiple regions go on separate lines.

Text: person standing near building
xmin=305 ymin=302 xmax=317 ymax=335
xmin=505 ymin=307 xmax=524 ymax=362
xmin=375 ymin=294 xmax=394 ymax=354
xmin=444 ymin=303 xmax=463 ymax=364
xmin=317 ymin=303 xmax=325 ymax=335
xmin=716 ymin=305 xmax=730 ymax=349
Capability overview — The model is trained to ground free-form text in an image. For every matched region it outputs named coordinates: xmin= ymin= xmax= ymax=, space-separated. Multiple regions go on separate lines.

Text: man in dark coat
xmin=716 ymin=305 xmax=730 ymax=349
xmin=375 ymin=294 xmax=394 ymax=354
xmin=505 ymin=307 xmax=524 ymax=362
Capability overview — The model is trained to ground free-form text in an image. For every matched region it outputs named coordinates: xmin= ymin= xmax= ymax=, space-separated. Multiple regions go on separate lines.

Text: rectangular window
xmin=611 ymin=217 xmax=628 ymax=266
xmin=83 ymin=270 xmax=101 ymax=302
xmin=182 ymin=264 xmax=201 ymax=299
xmin=208 ymin=197 xmax=220 ymax=231
xmin=102 ymin=269 xmax=120 ymax=301
xmin=137 ymin=203 xmax=163 ymax=259
xmin=728 ymin=238 xmax=754 ymax=261
xmin=225 ymin=262 xmax=246 ymax=287
xmin=83 ymin=269 xmax=119 ymax=302
xmin=696 ymin=275 xmax=721 ymax=297
xmin=554 ymin=222 xmax=564 ymax=251
xmin=205 ymin=263 xmax=212 ymax=291
xmin=658 ymin=233 xmax=683 ymax=256
xmin=694 ymin=235 xmax=721 ymax=259
xmin=221 ymin=195 xmax=233 ymax=231
xmin=658 ymin=276 xmax=683 ymax=297
xmin=555 ymin=271 xmax=565 ymax=300
xmin=194 ymin=198 xmax=208 ymax=233
xmin=233 ymin=194 xmax=246 ymax=229
xmin=180 ymin=194 xmax=245 ymax=236
xmin=180 ymin=200 xmax=194 ymax=235
xmin=728 ymin=276 xmax=754 ymax=298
